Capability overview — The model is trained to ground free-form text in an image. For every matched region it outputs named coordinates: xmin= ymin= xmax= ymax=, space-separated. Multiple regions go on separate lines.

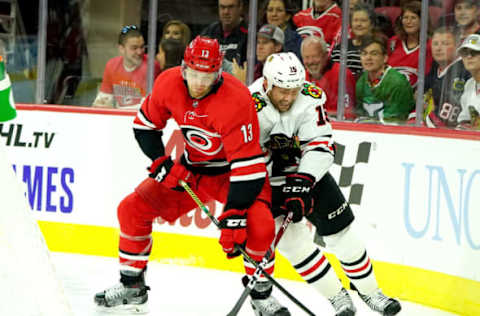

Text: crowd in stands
xmin=88 ymin=0 xmax=480 ymax=131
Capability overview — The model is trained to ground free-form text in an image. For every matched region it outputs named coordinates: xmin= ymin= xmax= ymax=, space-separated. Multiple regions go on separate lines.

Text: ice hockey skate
xmin=94 ymin=277 xmax=150 ymax=314
xmin=248 ymin=279 xmax=291 ymax=316
xmin=328 ymin=288 xmax=357 ymax=316
xmin=358 ymin=289 xmax=401 ymax=316
xmin=250 ymin=295 xmax=291 ymax=316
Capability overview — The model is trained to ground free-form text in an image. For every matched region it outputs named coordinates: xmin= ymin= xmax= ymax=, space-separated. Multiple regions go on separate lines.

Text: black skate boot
xmin=94 ymin=270 xmax=150 ymax=314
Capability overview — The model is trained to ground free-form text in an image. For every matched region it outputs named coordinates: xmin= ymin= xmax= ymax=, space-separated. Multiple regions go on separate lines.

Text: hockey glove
xmin=218 ymin=209 xmax=247 ymax=259
xmin=282 ymin=173 xmax=315 ymax=223
xmin=149 ymin=156 xmax=192 ymax=191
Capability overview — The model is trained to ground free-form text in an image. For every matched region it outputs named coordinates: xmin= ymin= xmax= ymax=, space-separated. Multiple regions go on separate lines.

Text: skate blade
xmin=95 ymin=303 xmax=149 ymax=314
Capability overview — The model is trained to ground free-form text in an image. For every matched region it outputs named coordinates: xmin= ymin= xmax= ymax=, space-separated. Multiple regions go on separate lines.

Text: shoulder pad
xmin=300 ymin=82 xmax=324 ymax=99
xmin=252 ymin=92 xmax=268 ymax=112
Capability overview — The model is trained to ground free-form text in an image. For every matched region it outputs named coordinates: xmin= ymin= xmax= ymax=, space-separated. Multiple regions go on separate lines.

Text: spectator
xmin=355 ymin=36 xmax=415 ymax=123
xmin=232 ymin=24 xmax=284 ymax=83
xmin=301 ymin=35 xmax=356 ymax=119
xmin=261 ymin=0 xmax=302 ymax=60
xmin=453 ymin=0 xmax=480 ymax=44
xmin=388 ymin=1 xmax=433 ymax=89
xmin=161 ymin=20 xmax=192 ymax=47
xmin=155 ymin=38 xmax=186 ymax=71
xmin=201 ymin=0 xmax=248 ymax=64
xmin=421 ymin=26 xmax=471 ymax=128
xmin=92 ymin=25 xmax=161 ymax=110
xmin=293 ymin=0 xmax=342 ymax=46
xmin=457 ymin=34 xmax=480 ymax=130
xmin=331 ymin=3 xmax=381 ymax=79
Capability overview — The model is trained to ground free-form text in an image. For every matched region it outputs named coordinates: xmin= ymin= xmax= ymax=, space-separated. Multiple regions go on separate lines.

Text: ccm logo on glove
xmin=282 ymin=186 xmax=311 ymax=193
xmin=223 ymin=218 xmax=247 ymax=227
xmin=282 ymin=173 xmax=315 ymax=223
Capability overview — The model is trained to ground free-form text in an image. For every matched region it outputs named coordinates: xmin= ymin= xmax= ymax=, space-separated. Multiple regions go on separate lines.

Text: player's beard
xmin=274 ymin=100 xmax=293 ymax=112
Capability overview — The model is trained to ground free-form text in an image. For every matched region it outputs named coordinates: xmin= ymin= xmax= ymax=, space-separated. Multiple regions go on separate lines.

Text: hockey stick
xmin=226 ymin=210 xmax=293 ymax=316
xmin=179 ymin=180 xmax=316 ymax=316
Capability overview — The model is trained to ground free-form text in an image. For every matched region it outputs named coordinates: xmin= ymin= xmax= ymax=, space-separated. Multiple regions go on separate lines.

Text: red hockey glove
xmin=282 ymin=173 xmax=314 ymax=223
xmin=218 ymin=209 xmax=247 ymax=259
xmin=149 ymin=156 xmax=192 ymax=191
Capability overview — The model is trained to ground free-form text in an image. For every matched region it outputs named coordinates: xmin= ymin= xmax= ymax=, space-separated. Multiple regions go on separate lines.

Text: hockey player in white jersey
xmin=247 ymin=52 xmax=401 ymax=316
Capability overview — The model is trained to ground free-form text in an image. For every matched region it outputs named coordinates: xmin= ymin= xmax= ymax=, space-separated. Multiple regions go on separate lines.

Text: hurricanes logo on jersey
xmin=301 ymin=83 xmax=322 ymax=99
xmin=252 ymin=92 xmax=267 ymax=112
xmin=180 ymin=125 xmax=223 ymax=156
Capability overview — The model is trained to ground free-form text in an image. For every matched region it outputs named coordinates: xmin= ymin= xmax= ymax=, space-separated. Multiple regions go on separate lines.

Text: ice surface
xmin=51 ymin=252 xmax=459 ymax=316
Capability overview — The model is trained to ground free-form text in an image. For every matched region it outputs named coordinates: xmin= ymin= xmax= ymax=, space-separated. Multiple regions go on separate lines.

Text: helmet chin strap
xmin=263 ymin=78 xmax=274 ymax=95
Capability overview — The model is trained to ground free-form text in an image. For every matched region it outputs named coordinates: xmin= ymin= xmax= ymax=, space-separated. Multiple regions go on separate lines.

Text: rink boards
xmin=2 ymin=105 xmax=480 ymax=315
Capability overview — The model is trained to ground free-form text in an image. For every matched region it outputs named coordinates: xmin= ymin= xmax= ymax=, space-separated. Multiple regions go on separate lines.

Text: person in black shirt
xmin=201 ymin=0 xmax=248 ymax=64
xmin=423 ymin=26 xmax=471 ymax=127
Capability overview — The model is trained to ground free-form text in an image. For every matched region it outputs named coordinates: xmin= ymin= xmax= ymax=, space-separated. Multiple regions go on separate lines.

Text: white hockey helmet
xmin=263 ymin=52 xmax=305 ymax=93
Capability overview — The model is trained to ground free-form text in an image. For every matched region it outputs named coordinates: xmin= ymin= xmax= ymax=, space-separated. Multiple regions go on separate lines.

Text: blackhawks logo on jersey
xmin=301 ymin=83 xmax=322 ymax=99
xmin=252 ymin=92 xmax=267 ymax=112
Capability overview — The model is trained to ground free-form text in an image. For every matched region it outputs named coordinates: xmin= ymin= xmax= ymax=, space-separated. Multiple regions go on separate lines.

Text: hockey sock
xmin=243 ymin=256 xmax=275 ymax=282
xmin=340 ymin=250 xmax=377 ymax=296
xmin=293 ymin=248 xmax=343 ymax=299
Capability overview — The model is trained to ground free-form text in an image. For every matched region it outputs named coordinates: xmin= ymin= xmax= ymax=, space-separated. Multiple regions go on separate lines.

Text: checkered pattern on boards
xmin=330 ymin=141 xmax=372 ymax=205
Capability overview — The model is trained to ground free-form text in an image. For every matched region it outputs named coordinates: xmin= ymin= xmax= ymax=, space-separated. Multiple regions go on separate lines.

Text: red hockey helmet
xmin=183 ymin=36 xmax=223 ymax=73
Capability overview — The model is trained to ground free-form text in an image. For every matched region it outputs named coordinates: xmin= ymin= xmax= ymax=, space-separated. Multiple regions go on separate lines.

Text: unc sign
xmin=402 ymin=163 xmax=480 ymax=250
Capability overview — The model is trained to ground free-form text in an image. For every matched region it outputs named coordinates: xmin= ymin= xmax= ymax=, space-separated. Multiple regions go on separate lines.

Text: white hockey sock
xmin=292 ymin=248 xmax=343 ymax=299
xmin=324 ymin=225 xmax=378 ymax=296
xmin=340 ymin=250 xmax=378 ymax=296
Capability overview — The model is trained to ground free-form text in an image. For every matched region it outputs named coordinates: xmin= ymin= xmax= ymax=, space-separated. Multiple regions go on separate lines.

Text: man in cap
xmin=457 ymin=33 xmax=480 ymax=129
xmin=232 ymin=24 xmax=284 ymax=83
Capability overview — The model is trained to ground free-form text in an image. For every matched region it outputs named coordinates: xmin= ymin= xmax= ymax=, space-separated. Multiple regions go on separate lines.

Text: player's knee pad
xmin=323 ymin=224 xmax=365 ymax=262
xmin=117 ymin=192 xmax=139 ymax=225
xmin=277 ymin=218 xmax=318 ymax=263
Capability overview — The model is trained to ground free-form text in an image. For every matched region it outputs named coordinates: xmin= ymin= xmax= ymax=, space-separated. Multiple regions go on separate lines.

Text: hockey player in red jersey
xmin=94 ymin=36 xmax=288 ymax=315
xmin=248 ymin=52 xmax=402 ymax=316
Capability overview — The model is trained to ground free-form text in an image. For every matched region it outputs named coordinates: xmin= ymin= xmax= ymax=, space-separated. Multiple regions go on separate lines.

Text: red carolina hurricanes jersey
xmin=305 ymin=62 xmax=356 ymax=119
xmin=387 ymin=36 xmax=432 ymax=88
xmin=133 ymin=66 xmax=267 ymax=182
xmin=293 ymin=4 xmax=342 ymax=45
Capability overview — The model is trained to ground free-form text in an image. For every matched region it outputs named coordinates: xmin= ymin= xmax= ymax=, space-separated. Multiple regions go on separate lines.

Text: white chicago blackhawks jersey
xmin=249 ymin=78 xmax=335 ymax=186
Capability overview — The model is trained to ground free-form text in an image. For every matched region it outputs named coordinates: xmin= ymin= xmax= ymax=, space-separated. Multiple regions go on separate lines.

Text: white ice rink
xmin=51 ymin=252 xmax=459 ymax=316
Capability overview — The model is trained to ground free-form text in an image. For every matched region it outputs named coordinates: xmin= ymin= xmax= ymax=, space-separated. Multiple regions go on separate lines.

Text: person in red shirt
xmin=301 ymin=35 xmax=356 ymax=120
xmin=387 ymin=1 xmax=432 ymax=89
xmin=93 ymin=25 xmax=161 ymax=110
xmin=293 ymin=0 xmax=342 ymax=46
xmin=93 ymin=36 xmax=285 ymax=314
